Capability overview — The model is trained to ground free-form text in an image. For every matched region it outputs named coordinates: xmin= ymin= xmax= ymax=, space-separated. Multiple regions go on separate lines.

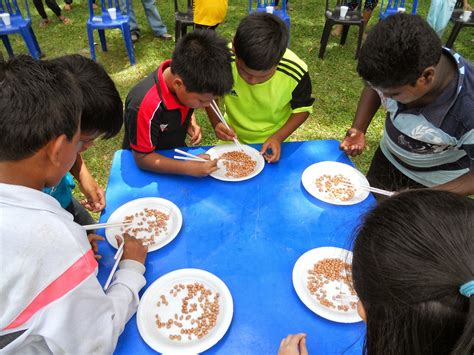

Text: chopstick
xmin=114 ymin=236 xmax=124 ymax=260
xmin=173 ymin=155 xmax=206 ymax=162
xmin=340 ymin=182 xmax=395 ymax=197
xmin=104 ymin=247 xmax=123 ymax=291
xmin=210 ymin=100 xmax=244 ymax=150
xmin=82 ymin=221 xmax=133 ymax=231
xmin=174 ymin=148 xmax=208 ymax=162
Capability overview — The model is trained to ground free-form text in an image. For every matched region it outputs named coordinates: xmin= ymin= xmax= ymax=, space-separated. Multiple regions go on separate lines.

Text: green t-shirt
xmin=223 ymin=48 xmax=315 ymax=144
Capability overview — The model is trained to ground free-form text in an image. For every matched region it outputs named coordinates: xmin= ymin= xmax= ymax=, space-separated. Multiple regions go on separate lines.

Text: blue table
xmin=98 ymin=140 xmax=373 ymax=354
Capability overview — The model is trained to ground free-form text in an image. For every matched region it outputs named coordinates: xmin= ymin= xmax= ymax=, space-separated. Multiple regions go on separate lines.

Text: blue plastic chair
xmin=0 ymin=0 xmax=42 ymax=59
xmin=379 ymin=0 xmax=418 ymax=20
xmin=86 ymin=0 xmax=135 ymax=65
xmin=248 ymin=0 xmax=290 ymax=38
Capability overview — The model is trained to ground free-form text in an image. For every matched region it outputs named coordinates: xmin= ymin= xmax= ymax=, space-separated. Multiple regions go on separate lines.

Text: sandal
xmin=39 ymin=18 xmax=51 ymax=28
xmin=58 ymin=15 xmax=71 ymax=25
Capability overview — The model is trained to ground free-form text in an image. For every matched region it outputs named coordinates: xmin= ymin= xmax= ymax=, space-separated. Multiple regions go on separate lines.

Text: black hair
xmin=357 ymin=14 xmax=442 ymax=88
xmin=233 ymin=13 xmax=288 ymax=71
xmin=171 ymin=30 xmax=233 ymax=96
xmin=48 ymin=55 xmax=123 ymax=139
xmin=352 ymin=190 xmax=474 ymax=355
xmin=0 ymin=55 xmax=82 ymax=161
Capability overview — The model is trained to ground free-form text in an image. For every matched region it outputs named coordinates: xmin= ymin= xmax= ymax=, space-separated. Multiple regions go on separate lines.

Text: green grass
xmin=3 ymin=0 xmax=473 ymax=203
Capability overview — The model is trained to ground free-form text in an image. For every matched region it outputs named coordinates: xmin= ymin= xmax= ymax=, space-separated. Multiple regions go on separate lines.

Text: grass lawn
xmin=2 ymin=0 xmax=473 ymax=205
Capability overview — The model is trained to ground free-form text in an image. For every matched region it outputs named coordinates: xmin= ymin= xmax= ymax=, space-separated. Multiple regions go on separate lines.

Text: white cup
xmin=266 ymin=5 xmax=274 ymax=14
xmin=107 ymin=7 xmax=117 ymax=20
xmin=397 ymin=7 xmax=406 ymax=12
xmin=0 ymin=13 xmax=11 ymax=27
xmin=339 ymin=5 xmax=349 ymax=19
xmin=462 ymin=10 xmax=472 ymax=21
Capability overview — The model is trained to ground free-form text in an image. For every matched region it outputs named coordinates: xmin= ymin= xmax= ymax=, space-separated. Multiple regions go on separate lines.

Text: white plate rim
xmin=292 ymin=246 xmax=362 ymax=323
xmin=105 ymin=197 xmax=183 ymax=252
xmin=301 ymin=161 xmax=370 ymax=205
xmin=137 ymin=268 xmax=234 ymax=354
xmin=206 ymin=144 xmax=265 ymax=182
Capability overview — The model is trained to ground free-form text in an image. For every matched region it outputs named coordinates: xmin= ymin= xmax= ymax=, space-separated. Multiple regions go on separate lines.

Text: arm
xmin=432 ymin=170 xmax=474 ymax=196
xmin=133 ymin=150 xmax=218 ymax=177
xmin=70 ymin=154 xmax=105 ymax=212
xmin=187 ymin=113 xmax=202 ymax=146
xmin=340 ymin=85 xmax=382 ymax=157
xmin=260 ymin=111 xmax=309 ymax=163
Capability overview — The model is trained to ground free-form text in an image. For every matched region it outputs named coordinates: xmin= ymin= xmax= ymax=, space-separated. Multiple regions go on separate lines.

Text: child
xmin=32 ymin=0 xmax=70 ymax=26
xmin=122 ymin=30 xmax=233 ymax=176
xmin=194 ymin=0 xmax=228 ymax=30
xmin=279 ymin=190 xmax=474 ymax=354
xmin=44 ymin=54 xmax=123 ymax=235
xmin=339 ymin=14 xmax=474 ymax=196
xmin=0 ymin=55 xmax=148 ymax=353
xmin=207 ymin=13 xmax=315 ymax=163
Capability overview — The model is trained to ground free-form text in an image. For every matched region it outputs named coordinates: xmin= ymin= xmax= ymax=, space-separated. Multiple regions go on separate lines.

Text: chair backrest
xmin=248 ymin=0 xmax=287 ymax=14
xmin=379 ymin=0 xmax=418 ymax=19
xmin=88 ymin=0 xmax=130 ymax=22
xmin=174 ymin=0 xmax=192 ymax=14
xmin=0 ymin=0 xmax=31 ymax=19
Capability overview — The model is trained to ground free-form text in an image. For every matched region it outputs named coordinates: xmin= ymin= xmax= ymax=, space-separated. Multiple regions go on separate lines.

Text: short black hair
xmin=234 ymin=13 xmax=288 ymax=71
xmin=171 ymin=30 xmax=233 ymax=96
xmin=357 ymin=14 xmax=442 ymax=88
xmin=48 ymin=55 xmax=123 ymax=139
xmin=0 ymin=55 xmax=82 ymax=161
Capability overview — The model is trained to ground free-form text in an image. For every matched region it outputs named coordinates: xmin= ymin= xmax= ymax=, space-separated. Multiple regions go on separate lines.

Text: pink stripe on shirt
xmin=3 ymin=249 xmax=98 ymax=331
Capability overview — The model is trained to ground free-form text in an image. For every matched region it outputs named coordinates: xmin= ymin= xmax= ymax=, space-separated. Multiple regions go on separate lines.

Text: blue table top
xmin=98 ymin=140 xmax=373 ymax=355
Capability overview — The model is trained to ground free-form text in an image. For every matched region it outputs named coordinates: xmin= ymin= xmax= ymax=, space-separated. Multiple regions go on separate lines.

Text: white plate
xmin=206 ymin=144 xmax=265 ymax=182
xmin=292 ymin=247 xmax=362 ymax=323
xmin=137 ymin=268 xmax=233 ymax=354
xmin=105 ymin=197 xmax=182 ymax=252
xmin=301 ymin=161 xmax=370 ymax=205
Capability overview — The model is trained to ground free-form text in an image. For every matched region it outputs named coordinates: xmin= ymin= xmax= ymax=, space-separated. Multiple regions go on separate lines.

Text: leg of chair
xmin=175 ymin=20 xmax=180 ymax=42
xmin=19 ymin=28 xmax=41 ymax=60
xmin=318 ymin=20 xmax=333 ymax=59
xmin=27 ymin=27 xmax=43 ymax=58
xmin=121 ymin=23 xmax=136 ymax=65
xmin=86 ymin=25 xmax=97 ymax=61
xmin=1 ymin=35 xmax=14 ymax=58
xmin=98 ymin=29 xmax=107 ymax=51
xmin=340 ymin=24 xmax=350 ymax=45
xmin=445 ymin=23 xmax=462 ymax=48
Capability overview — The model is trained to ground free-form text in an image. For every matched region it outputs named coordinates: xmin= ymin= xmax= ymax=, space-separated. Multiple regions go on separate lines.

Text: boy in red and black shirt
xmin=122 ymin=30 xmax=233 ymax=176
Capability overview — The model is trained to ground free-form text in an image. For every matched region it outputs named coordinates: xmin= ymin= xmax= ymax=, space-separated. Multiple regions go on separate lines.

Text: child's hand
xmin=214 ymin=122 xmax=237 ymax=142
xmin=187 ymin=114 xmax=202 ymax=146
xmin=88 ymin=234 xmax=105 ymax=260
xmin=278 ymin=334 xmax=308 ymax=355
xmin=120 ymin=234 xmax=148 ymax=265
xmin=260 ymin=137 xmax=282 ymax=163
xmin=79 ymin=175 xmax=105 ymax=212
xmin=339 ymin=128 xmax=366 ymax=157
xmin=186 ymin=159 xmax=218 ymax=177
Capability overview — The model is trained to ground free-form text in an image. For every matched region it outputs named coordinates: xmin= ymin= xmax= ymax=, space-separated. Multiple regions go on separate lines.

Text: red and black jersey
xmin=122 ymin=60 xmax=193 ymax=153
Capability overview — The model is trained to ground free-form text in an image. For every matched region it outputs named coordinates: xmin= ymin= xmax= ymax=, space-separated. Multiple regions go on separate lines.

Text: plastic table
xmin=97 ymin=140 xmax=373 ymax=354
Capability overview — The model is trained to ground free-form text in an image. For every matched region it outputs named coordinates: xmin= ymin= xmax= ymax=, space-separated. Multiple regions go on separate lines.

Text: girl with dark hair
xmin=279 ymin=190 xmax=474 ymax=355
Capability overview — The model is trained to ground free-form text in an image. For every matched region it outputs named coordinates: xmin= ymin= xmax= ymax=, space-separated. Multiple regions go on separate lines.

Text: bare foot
xmin=331 ymin=25 xmax=343 ymax=37
xmin=63 ymin=3 xmax=72 ymax=11
xmin=39 ymin=18 xmax=52 ymax=28
xmin=92 ymin=2 xmax=98 ymax=9
xmin=58 ymin=15 xmax=71 ymax=24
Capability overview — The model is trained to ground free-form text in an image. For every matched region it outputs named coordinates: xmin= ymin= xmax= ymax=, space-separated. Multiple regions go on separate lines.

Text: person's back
xmin=207 ymin=13 xmax=315 ymax=163
xmin=0 ymin=56 xmax=147 ymax=353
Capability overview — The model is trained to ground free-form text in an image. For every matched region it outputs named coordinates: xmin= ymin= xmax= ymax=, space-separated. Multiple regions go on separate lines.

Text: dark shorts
xmin=366 ymin=146 xmax=425 ymax=198
xmin=66 ymin=197 xmax=96 ymax=233
xmin=347 ymin=0 xmax=379 ymax=11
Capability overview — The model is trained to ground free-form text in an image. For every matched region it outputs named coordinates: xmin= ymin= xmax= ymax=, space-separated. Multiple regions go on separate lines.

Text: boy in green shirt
xmin=207 ymin=13 xmax=315 ymax=163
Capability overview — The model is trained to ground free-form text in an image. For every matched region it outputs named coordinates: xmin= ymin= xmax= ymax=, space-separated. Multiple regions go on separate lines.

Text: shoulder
xmin=277 ymin=49 xmax=310 ymax=83
xmin=126 ymin=70 xmax=158 ymax=109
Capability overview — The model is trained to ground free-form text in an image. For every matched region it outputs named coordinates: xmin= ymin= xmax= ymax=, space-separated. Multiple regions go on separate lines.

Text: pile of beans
xmin=155 ymin=282 xmax=220 ymax=342
xmin=219 ymin=151 xmax=257 ymax=178
xmin=307 ymin=258 xmax=357 ymax=312
xmin=117 ymin=208 xmax=169 ymax=245
xmin=314 ymin=174 xmax=356 ymax=201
